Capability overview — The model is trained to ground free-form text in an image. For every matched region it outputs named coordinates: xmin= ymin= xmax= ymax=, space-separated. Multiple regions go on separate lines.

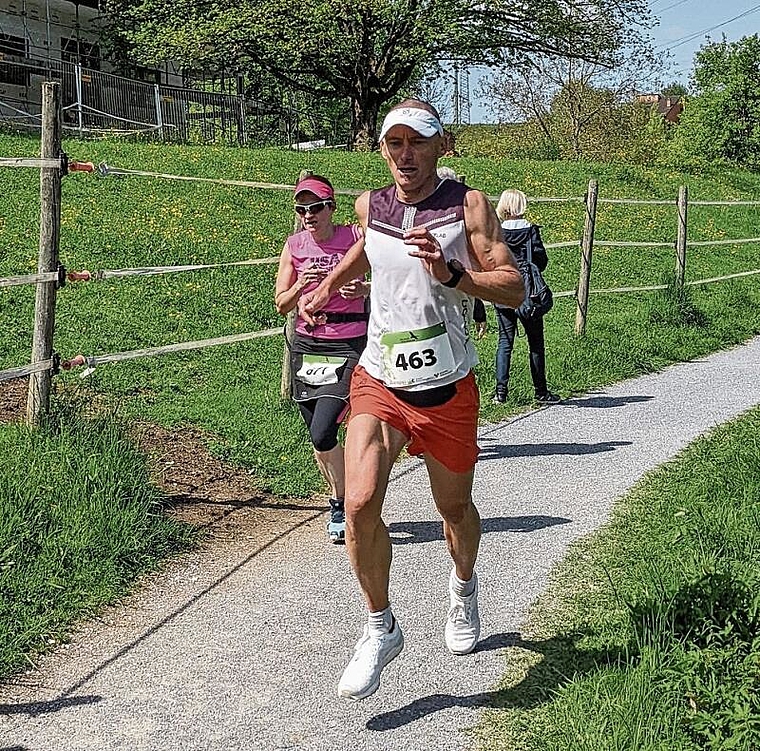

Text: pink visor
xmin=294 ymin=177 xmax=334 ymax=200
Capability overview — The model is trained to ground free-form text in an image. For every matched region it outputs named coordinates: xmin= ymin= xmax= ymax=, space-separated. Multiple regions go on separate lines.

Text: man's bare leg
xmin=337 ymin=414 xmax=408 ymax=700
xmin=343 ymin=413 xmax=408 ymax=611
xmin=425 ymin=453 xmax=480 ymax=579
xmin=425 ymin=452 xmax=482 ymax=654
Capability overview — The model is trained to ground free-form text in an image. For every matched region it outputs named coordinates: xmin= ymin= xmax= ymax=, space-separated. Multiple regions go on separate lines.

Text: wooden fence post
xmin=27 ymin=81 xmax=62 ymax=426
xmin=675 ymin=185 xmax=688 ymax=287
xmin=574 ymin=179 xmax=598 ymax=337
xmin=280 ymin=169 xmax=313 ymax=400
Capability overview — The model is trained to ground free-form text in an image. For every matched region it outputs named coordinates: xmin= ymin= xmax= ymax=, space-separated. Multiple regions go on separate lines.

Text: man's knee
xmin=437 ymin=496 xmax=476 ymax=525
xmin=345 ymin=489 xmax=383 ymax=530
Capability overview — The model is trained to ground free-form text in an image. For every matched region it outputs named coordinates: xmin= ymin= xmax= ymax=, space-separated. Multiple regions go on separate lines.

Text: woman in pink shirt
xmin=275 ymin=175 xmax=369 ymax=543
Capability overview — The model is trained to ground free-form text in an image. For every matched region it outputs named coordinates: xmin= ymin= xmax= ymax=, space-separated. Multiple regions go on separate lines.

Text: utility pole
xmin=452 ymin=61 xmax=460 ymax=125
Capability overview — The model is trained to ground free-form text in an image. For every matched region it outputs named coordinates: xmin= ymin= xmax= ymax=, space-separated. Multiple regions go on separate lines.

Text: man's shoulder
xmin=365 ymin=183 xmax=400 ymax=221
xmin=462 ymin=187 xmax=491 ymax=211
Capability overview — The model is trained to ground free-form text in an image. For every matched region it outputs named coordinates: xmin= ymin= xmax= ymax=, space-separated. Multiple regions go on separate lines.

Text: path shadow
xmin=1 ymin=746 xmax=29 ymax=751
xmin=565 ymin=394 xmax=654 ymax=409
xmin=478 ymin=440 xmax=632 ymax=460
xmin=0 ymin=695 xmax=101 ymax=717
xmin=388 ymin=515 xmax=570 ymax=545
xmin=366 ymin=631 xmax=628 ymax=731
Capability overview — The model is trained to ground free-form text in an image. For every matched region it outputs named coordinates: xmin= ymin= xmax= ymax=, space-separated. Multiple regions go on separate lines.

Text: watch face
xmin=449 ymin=259 xmax=464 ymax=272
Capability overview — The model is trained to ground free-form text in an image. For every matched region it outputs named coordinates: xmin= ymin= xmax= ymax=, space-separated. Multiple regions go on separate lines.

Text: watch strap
xmin=442 ymin=259 xmax=464 ymax=288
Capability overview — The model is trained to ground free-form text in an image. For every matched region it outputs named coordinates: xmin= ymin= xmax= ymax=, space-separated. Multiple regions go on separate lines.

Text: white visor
xmin=379 ymin=107 xmax=444 ymax=141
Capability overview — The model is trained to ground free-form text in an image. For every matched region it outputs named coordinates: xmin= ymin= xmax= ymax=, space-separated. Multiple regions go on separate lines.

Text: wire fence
xmin=0 ymin=57 xmax=340 ymax=147
xmin=2 ymin=98 xmax=760 ymax=422
xmin=3 ymin=168 xmax=758 ymax=382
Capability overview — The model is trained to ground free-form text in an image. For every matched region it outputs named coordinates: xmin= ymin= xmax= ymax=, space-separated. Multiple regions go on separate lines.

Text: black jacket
xmin=502 ymin=224 xmax=548 ymax=272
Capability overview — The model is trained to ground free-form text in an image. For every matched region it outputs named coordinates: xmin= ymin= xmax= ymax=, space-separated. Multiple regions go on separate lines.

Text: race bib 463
xmin=380 ymin=322 xmax=455 ymax=387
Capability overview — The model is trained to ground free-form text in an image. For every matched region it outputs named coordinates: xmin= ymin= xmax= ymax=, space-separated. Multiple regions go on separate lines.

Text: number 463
xmin=395 ymin=348 xmax=437 ymax=371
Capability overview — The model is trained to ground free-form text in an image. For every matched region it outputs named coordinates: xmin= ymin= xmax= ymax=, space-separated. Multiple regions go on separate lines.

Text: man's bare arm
xmin=460 ymin=190 xmax=524 ymax=308
xmin=298 ymin=192 xmax=371 ymax=325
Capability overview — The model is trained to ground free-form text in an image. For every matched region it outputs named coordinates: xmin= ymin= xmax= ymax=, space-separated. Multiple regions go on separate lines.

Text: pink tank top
xmin=288 ymin=224 xmax=367 ymax=339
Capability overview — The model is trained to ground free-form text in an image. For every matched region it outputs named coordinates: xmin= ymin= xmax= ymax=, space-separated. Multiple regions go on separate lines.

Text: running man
xmin=300 ymin=99 xmax=524 ymax=700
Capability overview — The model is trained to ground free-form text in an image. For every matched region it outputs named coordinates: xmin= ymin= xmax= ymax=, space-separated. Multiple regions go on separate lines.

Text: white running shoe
xmin=337 ymin=620 xmax=404 ymax=700
xmin=445 ymin=571 xmax=480 ymax=655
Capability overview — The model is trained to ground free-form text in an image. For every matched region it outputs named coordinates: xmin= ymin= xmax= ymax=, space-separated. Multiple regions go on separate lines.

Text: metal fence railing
xmin=0 ymin=57 xmax=259 ymax=145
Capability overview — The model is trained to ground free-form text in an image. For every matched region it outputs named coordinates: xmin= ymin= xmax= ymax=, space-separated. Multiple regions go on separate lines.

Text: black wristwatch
xmin=442 ymin=258 xmax=465 ymax=288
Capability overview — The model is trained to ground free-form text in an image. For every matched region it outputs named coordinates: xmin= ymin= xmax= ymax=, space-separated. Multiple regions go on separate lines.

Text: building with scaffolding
xmin=0 ymin=0 xmax=255 ymax=143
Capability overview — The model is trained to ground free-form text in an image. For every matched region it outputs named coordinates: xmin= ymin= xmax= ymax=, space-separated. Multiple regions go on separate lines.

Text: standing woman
xmin=493 ymin=188 xmax=560 ymax=404
xmin=275 ymin=175 xmax=369 ymax=543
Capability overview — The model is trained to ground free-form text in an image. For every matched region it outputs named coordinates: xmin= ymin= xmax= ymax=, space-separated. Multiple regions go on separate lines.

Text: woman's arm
xmin=274 ymin=242 xmax=322 ymax=315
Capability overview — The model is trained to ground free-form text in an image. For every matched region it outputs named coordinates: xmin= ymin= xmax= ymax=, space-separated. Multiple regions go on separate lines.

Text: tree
xmin=662 ymin=81 xmax=689 ymax=97
xmin=102 ymin=0 xmax=652 ymax=148
xmin=477 ymin=36 xmax=664 ymax=160
xmin=672 ymin=35 xmax=760 ymax=169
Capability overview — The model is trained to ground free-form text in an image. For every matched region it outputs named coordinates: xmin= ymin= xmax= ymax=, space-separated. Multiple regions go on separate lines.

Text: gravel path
xmin=3 ymin=336 xmax=760 ymax=751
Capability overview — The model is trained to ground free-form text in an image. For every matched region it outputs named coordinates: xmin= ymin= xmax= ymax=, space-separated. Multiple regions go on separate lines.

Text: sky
xmin=466 ymin=0 xmax=760 ymax=123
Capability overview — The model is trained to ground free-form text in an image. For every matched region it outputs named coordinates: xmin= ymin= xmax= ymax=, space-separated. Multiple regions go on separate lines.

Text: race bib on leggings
xmin=296 ymin=355 xmax=347 ymax=386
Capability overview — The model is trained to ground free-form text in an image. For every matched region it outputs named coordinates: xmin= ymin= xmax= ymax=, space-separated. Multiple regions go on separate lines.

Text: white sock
xmin=367 ymin=606 xmax=394 ymax=636
xmin=451 ymin=569 xmax=476 ymax=598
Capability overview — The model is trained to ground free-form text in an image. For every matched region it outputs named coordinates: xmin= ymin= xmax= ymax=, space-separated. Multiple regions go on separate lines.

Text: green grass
xmin=0 ymin=398 xmax=194 ymax=678
xmin=2 ymin=131 xmax=759 ymax=495
xmin=473 ymin=407 xmax=760 ymax=750
xmin=1 ymin=132 xmax=759 ymax=690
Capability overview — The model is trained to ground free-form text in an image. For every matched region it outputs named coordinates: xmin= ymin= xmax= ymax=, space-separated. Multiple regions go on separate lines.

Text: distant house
xmin=0 ymin=1 xmax=252 ymax=145
xmin=635 ymin=93 xmax=684 ymax=124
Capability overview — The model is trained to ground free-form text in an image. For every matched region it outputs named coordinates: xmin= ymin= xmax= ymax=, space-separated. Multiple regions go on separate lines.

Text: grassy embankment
xmin=2 ymin=132 xmax=759 ymax=494
xmin=0 ymin=401 xmax=193 ymax=678
xmin=473 ymin=405 xmax=760 ymax=750
xmin=1 ymin=131 xmax=759 ymax=692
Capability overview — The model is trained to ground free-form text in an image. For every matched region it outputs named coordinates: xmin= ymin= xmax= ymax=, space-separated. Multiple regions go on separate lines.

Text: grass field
xmin=474 ymin=405 xmax=760 ymax=750
xmin=2 ymin=132 xmax=760 ymax=497
xmin=0 ymin=400 xmax=194 ymax=677
xmin=1 ymin=132 xmax=760 ymax=708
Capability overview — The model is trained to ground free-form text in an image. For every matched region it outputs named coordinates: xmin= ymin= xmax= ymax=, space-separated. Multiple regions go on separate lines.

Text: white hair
xmin=437 ymin=166 xmax=458 ymax=180
xmin=496 ymin=189 xmax=527 ymax=220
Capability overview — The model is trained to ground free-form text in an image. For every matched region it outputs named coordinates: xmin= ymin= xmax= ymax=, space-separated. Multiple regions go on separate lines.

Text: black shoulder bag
xmin=515 ymin=234 xmax=553 ymax=321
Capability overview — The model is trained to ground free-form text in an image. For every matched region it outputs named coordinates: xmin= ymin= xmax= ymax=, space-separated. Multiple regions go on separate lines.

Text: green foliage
xmin=632 ymin=569 xmax=760 ymax=748
xmin=668 ymin=35 xmax=760 ymax=170
xmin=453 ymin=123 xmax=560 ymax=161
xmin=476 ymin=33 xmax=666 ymax=164
xmin=647 ymin=278 xmax=708 ymax=328
xmin=103 ymin=0 xmax=651 ymax=145
xmin=0 ymin=397 xmax=193 ymax=678
xmin=456 ymin=101 xmax=668 ymax=164
xmin=475 ymin=407 xmax=760 ymax=750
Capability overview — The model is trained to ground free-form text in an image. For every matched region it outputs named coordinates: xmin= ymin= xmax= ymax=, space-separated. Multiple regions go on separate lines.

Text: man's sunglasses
xmin=294 ymin=200 xmax=333 ymax=216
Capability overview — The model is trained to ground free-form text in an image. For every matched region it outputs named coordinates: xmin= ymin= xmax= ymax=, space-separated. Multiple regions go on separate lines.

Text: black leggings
xmin=297 ymin=397 xmax=349 ymax=452
xmin=495 ymin=306 xmax=547 ymax=394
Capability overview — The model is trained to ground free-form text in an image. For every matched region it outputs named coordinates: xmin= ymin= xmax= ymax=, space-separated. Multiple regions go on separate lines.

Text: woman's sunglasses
xmin=294 ymin=200 xmax=333 ymax=216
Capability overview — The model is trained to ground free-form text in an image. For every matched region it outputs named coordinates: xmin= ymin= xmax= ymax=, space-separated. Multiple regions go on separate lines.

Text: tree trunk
xmin=351 ymin=95 xmax=382 ymax=151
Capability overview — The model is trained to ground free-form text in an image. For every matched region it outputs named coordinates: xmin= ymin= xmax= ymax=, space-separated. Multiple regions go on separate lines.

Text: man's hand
xmin=403 ymin=227 xmax=451 ymax=283
xmin=298 ymin=284 xmax=330 ymax=327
